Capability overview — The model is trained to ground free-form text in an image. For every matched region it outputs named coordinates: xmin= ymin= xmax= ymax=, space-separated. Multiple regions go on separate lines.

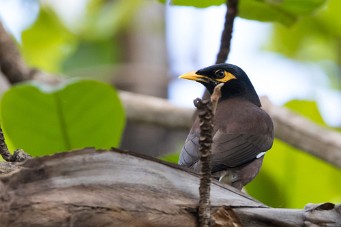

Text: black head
xmin=179 ymin=63 xmax=261 ymax=106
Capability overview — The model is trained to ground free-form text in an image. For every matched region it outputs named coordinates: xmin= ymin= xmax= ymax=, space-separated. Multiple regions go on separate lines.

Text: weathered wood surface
xmin=0 ymin=148 xmax=340 ymax=227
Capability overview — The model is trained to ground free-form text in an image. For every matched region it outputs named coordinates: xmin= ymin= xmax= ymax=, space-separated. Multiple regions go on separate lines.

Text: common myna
xmin=179 ymin=63 xmax=274 ymax=190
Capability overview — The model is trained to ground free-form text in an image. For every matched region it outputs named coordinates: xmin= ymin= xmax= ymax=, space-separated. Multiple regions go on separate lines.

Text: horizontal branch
xmin=119 ymin=91 xmax=341 ymax=168
xmin=0 ymin=149 xmax=339 ymax=226
xmin=119 ymin=90 xmax=193 ymax=129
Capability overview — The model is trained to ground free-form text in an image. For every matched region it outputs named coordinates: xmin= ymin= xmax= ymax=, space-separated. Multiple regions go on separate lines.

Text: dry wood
xmin=0 ymin=148 xmax=340 ymax=227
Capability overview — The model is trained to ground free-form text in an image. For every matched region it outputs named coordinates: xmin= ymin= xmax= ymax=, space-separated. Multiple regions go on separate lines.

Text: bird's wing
xmin=178 ymin=129 xmax=273 ymax=172
xmin=178 ymin=131 xmax=200 ymax=167
xmin=210 ymin=130 xmax=273 ymax=172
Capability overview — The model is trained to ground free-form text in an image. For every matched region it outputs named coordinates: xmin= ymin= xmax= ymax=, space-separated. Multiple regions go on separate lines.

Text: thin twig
xmin=195 ymin=98 xmax=213 ymax=227
xmin=202 ymin=0 xmax=239 ymax=100
xmin=210 ymin=83 xmax=224 ymax=113
xmin=215 ymin=0 xmax=239 ymax=64
xmin=195 ymin=85 xmax=223 ymax=227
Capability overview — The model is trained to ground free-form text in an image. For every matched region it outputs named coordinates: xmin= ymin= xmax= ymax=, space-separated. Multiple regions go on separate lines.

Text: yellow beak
xmin=178 ymin=71 xmax=206 ymax=82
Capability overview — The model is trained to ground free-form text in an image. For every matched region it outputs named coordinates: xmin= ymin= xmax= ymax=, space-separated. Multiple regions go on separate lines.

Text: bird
xmin=178 ymin=63 xmax=274 ymax=190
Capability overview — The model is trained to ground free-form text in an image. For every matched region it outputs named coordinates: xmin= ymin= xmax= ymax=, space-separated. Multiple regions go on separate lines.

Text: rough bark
xmin=0 ymin=148 xmax=340 ymax=227
xmin=195 ymin=98 xmax=214 ymax=227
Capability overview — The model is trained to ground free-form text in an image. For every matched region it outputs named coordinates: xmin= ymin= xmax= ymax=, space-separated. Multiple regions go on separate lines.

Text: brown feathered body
xmin=178 ymin=63 xmax=274 ymax=190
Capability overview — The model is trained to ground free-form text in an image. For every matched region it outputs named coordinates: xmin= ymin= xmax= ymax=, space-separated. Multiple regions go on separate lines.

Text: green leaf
xmin=21 ymin=8 xmax=77 ymax=72
xmin=260 ymin=0 xmax=326 ymax=16
xmin=239 ymin=0 xmax=296 ymax=26
xmin=240 ymin=0 xmax=326 ymax=26
xmin=0 ymin=80 xmax=125 ymax=156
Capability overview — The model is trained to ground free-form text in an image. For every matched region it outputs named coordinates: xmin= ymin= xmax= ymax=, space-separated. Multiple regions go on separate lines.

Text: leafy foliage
xmin=159 ymin=0 xmax=326 ymax=26
xmin=21 ymin=8 xmax=77 ymax=72
xmin=266 ymin=0 xmax=341 ymax=90
xmin=20 ymin=0 xmax=140 ymax=74
xmin=62 ymin=40 xmax=121 ymax=74
xmin=268 ymin=0 xmax=341 ymax=61
xmin=81 ymin=0 xmax=142 ymax=40
xmin=0 ymin=80 xmax=125 ymax=156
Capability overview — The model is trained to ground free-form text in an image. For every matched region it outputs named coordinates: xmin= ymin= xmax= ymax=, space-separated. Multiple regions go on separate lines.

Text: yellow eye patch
xmin=216 ymin=71 xmax=236 ymax=83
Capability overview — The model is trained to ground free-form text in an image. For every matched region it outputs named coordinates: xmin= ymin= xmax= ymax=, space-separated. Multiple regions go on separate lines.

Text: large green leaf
xmin=261 ymin=0 xmax=326 ymax=16
xmin=0 ymin=80 xmax=125 ymax=156
xmin=239 ymin=0 xmax=296 ymax=26
xmin=241 ymin=0 xmax=326 ymax=26
xmin=21 ymin=8 xmax=77 ymax=72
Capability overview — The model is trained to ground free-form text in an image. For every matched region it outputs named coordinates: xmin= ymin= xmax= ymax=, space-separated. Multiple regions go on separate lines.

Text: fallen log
xmin=0 ymin=148 xmax=339 ymax=226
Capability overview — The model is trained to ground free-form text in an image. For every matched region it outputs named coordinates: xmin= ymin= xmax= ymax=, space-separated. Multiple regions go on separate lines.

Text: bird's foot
xmin=214 ymin=170 xmax=239 ymax=185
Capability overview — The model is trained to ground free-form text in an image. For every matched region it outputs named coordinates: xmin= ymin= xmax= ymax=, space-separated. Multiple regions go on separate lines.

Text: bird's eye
xmin=215 ymin=70 xmax=225 ymax=79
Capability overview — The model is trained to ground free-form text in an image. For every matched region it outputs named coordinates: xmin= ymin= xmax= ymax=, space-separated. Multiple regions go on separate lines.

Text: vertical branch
xmin=195 ymin=85 xmax=223 ymax=227
xmin=202 ymin=0 xmax=239 ymax=100
xmin=215 ymin=0 xmax=239 ymax=64
xmin=195 ymin=98 xmax=213 ymax=227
